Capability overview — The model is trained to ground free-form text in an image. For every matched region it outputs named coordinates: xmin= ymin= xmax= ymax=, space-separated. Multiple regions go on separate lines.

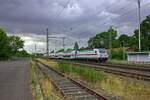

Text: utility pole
xmin=109 ymin=26 xmax=112 ymax=60
xmin=137 ymin=0 xmax=141 ymax=52
xmin=122 ymin=41 xmax=125 ymax=60
xmin=48 ymin=36 xmax=66 ymax=52
xmin=34 ymin=44 xmax=37 ymax=56
xmin=46 ymin=28 xmax=49 ymax=56
xmin=92 ymin=39 xmax=94 ymax=49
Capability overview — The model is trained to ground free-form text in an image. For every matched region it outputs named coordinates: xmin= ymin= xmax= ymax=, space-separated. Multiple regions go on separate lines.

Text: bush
xmin=110 ymin=48 xmax=127 ymax=60
xmin=0 ymin=28 xmax=12 ymax=60
xmin=58 ymin=62 xmax=107 ymax=83
xmin=15 ymin=50 xmax=30 ymax=57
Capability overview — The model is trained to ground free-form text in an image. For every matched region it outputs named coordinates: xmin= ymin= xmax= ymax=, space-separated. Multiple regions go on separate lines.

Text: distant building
xmin=127 ymin=52 xmax=150 ymax=62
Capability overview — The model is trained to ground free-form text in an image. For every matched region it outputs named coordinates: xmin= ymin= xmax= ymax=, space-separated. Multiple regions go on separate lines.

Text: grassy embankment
xmin=37 ymin=59 xmax=107 ymax=83
xmin=38 ymin=59 xmax=150 ymax=100
xmin=29 ymin=60 xmax=61 ymax=100
xmin=100 ymin=74 xmax=150 ymax=100
xmin=58 ymin=61 xmax=106 ymax=83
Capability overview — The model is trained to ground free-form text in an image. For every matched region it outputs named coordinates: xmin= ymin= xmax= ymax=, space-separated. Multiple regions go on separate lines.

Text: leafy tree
xmin=140 ymin=15 xmax=150 ymax=51
xmin=112 ymin=40 xmax=120 ymax=48
xmin=88 ymin=27 xmax=117 ymax=48
xmin=86 ymin=15 xmax=150 ymax=60
xmin=9 ymin=35 xmax=24 ymax=55
xmin=111 ymin=48 xmax=127 ymax=60
xmin=133 ymin=15 xmax=150 ymax=51
xmin=0 ymin=28 xmax=11 ymax=60
xmin=0 ymin=28 xmax=26 ymax=60
xmin=74 ymin=42 xmax=79 ymax=50
xmin=74 ymin=42 xmax=79 ymax=59
xmin=118 ymin=34 xmax=133 ymax=47
xmin=16 ymin=49 xmax=30 ymax=57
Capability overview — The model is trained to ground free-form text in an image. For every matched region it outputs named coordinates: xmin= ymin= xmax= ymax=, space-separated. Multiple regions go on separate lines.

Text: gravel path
xmin=0 ymin=59 xmax=32 ymax=100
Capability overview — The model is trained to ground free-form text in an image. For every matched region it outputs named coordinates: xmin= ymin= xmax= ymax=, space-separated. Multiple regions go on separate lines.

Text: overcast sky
xmin=0 ymin=0 xmax=150 ymax=53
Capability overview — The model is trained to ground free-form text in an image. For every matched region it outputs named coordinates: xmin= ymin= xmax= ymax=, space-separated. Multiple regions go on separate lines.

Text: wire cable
xmin=56 ymin=0 xmax=70 ymax=18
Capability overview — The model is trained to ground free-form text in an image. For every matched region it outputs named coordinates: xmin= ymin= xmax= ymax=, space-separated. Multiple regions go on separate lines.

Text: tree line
xmin=88 ymin=15 xmax=150 ymax=52
xmin=86 ymin=15 xmax=150 ymax=59
xmin=51 ymin=15 xmax=150 ymax=60
xmin=0 ymin=28 xmax=29 ymax=60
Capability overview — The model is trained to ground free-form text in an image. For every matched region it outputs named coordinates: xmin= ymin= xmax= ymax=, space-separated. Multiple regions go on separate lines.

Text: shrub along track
xmin=35 ymin=60 xmax=108 ymax=100
xmin=61 ymin=60 xmax=150 ymax=81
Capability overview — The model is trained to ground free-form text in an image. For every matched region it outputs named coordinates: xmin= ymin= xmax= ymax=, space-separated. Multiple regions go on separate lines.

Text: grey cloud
xmin=0 ymin=0 xmax=150 ymax=52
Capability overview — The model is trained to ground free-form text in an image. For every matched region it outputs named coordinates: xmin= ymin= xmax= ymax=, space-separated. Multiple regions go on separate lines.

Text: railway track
xmin=95 ymin=62 xmax=150 ymax=72
xmin=35 ymin=60 xmax=109 ymax=100
xmin=48 ymin=58 xmax=150 ymax=71
xmin=63 ymin=61 xmax=150 ymax=81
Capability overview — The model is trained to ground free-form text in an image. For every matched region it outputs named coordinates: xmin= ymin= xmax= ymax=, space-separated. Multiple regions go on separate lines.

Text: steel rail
xmin=35 ymin=59 xmax=109 ymax=100
xmin=92 ymin=62 xmax=150 ymax=72
xmin=63 ymin=61 xmax=150 ymax=81
xmin=46 ymin=58 xmax=150 ymax=71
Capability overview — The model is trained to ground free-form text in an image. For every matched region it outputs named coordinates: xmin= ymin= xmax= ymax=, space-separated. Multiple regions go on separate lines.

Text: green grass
xmin=29 ymin=61 xmax=44 ymax=100
xmin=30 ymin=61 xmax=61 ymax=100
xmin=108 ymin=59 xmax=150 ymax=66
xmin=38 ymin=59 xmax=150 ymax=100
xmin=58 ymin=62 xmax=107 ymax=83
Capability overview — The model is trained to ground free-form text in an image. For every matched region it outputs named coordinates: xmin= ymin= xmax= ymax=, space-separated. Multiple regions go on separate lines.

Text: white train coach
xmin=49 ymin=48 xmax=109 ymax=62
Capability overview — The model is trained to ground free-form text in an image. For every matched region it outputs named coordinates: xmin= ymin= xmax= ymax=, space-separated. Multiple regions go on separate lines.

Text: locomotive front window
xmin=95 ymin=51 xmax=97 ymax=54
xmin=99 ymin=49 xmax=105 ymax=53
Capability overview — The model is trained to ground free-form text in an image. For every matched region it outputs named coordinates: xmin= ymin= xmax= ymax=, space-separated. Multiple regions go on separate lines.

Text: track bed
xmin=63 ymin=61 xmax=150 ymax=81
xmin=36 ymin=60 xmax=108 ymax=100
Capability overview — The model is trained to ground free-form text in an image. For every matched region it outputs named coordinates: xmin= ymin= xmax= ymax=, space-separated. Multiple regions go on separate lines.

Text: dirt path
xmin=0 ymin=59 xmax=32 ymax=100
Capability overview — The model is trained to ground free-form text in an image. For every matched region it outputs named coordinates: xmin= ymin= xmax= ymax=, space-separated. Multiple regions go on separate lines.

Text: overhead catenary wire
xmin=107 ymin=1 xmax=150 ymax=29
xmin=51 ymin=0 xmax=127 ymax=35
xmin=64 ymin=1 xmax=150 ymax=50
xmin=72 ymin=1 xmax=150 ymax=33
xmin=56 ymin=0 xmax=71 ymax=18
xmin=48 ymin=0 xmax=150 ymax=51
xmin=52 ymin=0 xmax=127 ymax=49
xmin=47 ymin=0 xmax=71 ymax=52
xmin=69 ymin=0 xmax=132 ymax=30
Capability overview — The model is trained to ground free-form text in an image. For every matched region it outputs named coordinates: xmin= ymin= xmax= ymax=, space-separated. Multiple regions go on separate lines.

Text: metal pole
xmin=109 ymin=26 xmax=112 ymax=60
xmin=62 ymin=37 xmax=65 ymax=52
xmin=122 ymin=41 xmax=125 ymax=60
xmin=35 ymin=44 xmax=37 ymax=56
xmin=92 ymin=39 xmax=94 ymax=49
xmin=138 ymin=0 xmax=141 ymax=52
xmin=46 ymin=28 xmax=49 ymax=56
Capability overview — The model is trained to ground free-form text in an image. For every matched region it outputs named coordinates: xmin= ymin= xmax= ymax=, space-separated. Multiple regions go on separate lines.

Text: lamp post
xmin=109 ymin=26 xmax=112 ymax=60
xmin=46 ymin=28 xmax=49 ymax=57
xmin=137 ymin=0 xmax=141 ymax=52
xmin=122 ymin=41 xmax=126 ymax=60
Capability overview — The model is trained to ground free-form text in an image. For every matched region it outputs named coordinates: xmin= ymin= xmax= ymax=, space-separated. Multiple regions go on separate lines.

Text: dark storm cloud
xmin=0 ymin=0 xmax=150 ymax=51
xmin=0 ymin=0 xmax=149 ymax=34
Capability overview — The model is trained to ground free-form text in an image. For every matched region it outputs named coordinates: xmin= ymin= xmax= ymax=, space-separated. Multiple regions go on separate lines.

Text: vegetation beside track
xmin=58 ymin=61 xmax=107 ymax=83
xmin=38 ymin=59 xmax=150 ymax=100
xmin=0 ymin=28 xmax=30 ymax=60
xmin=100 ymin=74 xmax=150 ymax=100
xmin=37 ymin=58 xmax=107 ymax=83
xmin=29 ymin=60 xmax=61 ymax=100
xmin=37 ymin=59 xmax=58 ymax=68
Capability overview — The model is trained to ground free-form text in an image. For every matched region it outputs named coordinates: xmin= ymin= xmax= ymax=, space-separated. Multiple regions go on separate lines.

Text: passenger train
xmin=49 ymin=48 xmax=109 ymax=62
